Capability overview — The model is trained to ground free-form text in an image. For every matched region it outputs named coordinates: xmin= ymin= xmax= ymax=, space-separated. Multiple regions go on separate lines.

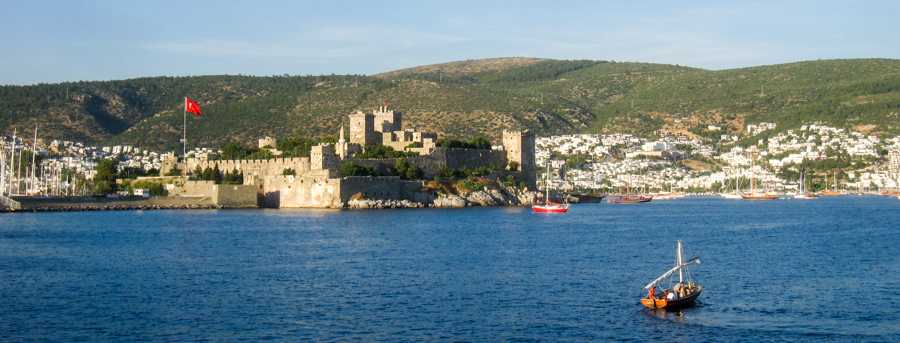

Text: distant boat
xmin=821 ymin=170 xmax=842 ymax=195
xmin=794 ymin=171 xmax=820 ymax=199
xmin=741 ymin=193 xmax=778 ymax=200
xmin=533 ymin=159 xmax=569 ymax=213
xmin=742 ymin=149 xmax=777 ymax=200
xmin=655 ymin=188 xmax=686 ymax=200
xmin=609 ymin=193 xmax=652 ymax=203
xmin=569 ymin=193 xmax=605 ymax=203
xmin=641 ymin=240 xmax=702 ymax=309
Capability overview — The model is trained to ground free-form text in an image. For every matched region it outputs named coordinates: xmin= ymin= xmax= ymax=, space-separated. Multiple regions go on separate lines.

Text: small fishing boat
xmin=641 ymin=240 xmax=702 ymax=309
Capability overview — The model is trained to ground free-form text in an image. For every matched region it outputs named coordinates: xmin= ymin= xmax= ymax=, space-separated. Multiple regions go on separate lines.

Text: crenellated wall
xmin=184 ymin=157 xmax=312 ymax=183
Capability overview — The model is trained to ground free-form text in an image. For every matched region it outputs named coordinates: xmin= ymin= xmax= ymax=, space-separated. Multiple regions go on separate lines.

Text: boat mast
xmin=677 ymin=240 xmax=684 ymax=284
xmin=749 ymin=150 xmax=755 ymax=194
xmin=545 ymin=156 xmax=550 ymax=203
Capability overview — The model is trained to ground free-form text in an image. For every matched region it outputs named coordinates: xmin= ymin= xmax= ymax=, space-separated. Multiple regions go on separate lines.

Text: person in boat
xmin=666 ymin=291 xmax=676 ymax=300
xmin=678 ymin=281 xmax=686 ymax=297
xmin=647 ymin=287 xmax=656 ymax=299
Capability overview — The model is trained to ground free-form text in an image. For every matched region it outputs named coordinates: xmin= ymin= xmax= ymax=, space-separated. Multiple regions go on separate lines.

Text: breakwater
xmin=1 ymin=204 xmax=231 ymax=213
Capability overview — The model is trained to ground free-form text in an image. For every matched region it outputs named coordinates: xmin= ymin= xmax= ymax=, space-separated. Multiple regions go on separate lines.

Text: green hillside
xmin=2 ymin=58 xmax=899 ymax=152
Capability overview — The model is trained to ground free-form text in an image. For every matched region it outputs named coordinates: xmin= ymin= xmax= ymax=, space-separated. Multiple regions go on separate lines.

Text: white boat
xmin=720 ymin=193 xmax=742 ymax=199
xmin=533 ymin=158 xmax=569 ymax=213
xmin=794 ymin=171 xmax=820 ymax=199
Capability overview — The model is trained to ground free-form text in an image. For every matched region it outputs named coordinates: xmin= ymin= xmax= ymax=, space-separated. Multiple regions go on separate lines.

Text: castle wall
xmin=348 ymin=158 xmax=400 ymax=176
xmin=169 ymin=180 xmax=257 ymax=207
xmin=339 ymin=176 xmax=423 ymax=202
xmin=184 ymin=157 xmax=311 ymax=183
xmin=262 ymin=172 xmax=343 ymax=208
xmin=214 ymin=185 xmax=259 ymax=207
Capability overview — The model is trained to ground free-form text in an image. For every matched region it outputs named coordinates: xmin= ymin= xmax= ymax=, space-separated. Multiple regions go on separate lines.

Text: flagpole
xmin=30 ymin=125 xmax=37 ymax=196
xmin=183 ymin=97 xmax=187 ymax=160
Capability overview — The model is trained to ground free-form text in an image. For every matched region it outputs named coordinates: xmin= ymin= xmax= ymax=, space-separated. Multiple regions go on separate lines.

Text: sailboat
xmin=609 ymin=168 xmax=652 ymax=203
xmin=741 ymin=150 xmax=777 ymax=200
xmin=821 ymin=171 xmax=841 ymax=195
xmin=794 ymin=171 xmax=820 ymax=199
xmin=641 ymin=240 xmax=702 ymax=309
xmin=609 ymin=182 xmax=652 ymax=203
xmin=720 ymin=169 xmax=743 ymax=198
xmin=533 ymin=160 xmax=569 ymax=213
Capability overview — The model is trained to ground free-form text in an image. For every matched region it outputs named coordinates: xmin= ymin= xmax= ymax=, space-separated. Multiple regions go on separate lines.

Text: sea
xmin=1 ymin=195 xmax=898 ymax=342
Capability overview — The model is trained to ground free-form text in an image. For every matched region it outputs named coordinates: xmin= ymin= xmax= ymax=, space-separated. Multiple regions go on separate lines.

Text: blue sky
xmin=1 ymin=0 xmax=897 ymax=85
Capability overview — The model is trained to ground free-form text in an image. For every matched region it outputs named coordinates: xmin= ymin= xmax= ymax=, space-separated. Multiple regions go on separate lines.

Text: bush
xmin=457 ymin=177 xmax=486 ymax=193
xmin=341 ymin=162 xmax=379 ymax=176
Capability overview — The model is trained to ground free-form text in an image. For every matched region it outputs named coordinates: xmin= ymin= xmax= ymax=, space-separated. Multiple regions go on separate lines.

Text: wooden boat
xmin=609 ymin=193 xmax=652 ymax=203
xmin=821 ymin=171 xmax=841 ymax=195
xmin=741 ymin=193 xmax=778 ymax=200
xmin=641 ymin=240 xmax=702 ymax=309
xmin=742 ymin=149 xmax=777 ymax=200
xmin=533 ymin=159 xmax=569 ymax=213
xmin=654 ymin=190 xmax=685 ymax=200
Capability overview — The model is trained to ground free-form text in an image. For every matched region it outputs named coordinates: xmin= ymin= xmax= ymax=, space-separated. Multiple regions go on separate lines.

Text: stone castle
xmin=167 ymin=105 xmax=535 ymax=208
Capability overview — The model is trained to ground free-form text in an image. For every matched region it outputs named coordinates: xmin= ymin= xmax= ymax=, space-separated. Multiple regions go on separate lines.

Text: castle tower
xmin=503 ymin=130 xmax=536 ymax=190
xmin=373 ymin=104 xmax=402 ymax=133
xmin=310 ymin=144 xmax=338 ymax=170
xmin=258 ymin=136 xmax=277 ymax=149
xmin=349 ymin=110 xmax=375 ymax=146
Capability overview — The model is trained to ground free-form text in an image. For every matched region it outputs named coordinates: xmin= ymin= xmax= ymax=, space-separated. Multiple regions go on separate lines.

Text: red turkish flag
xmin=185 ymin=98 xmax=202 ymax=115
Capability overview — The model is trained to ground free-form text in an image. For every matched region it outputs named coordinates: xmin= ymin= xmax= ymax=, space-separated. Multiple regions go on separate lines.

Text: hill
xmin=2 ymin=57 xmax=900 ymax=152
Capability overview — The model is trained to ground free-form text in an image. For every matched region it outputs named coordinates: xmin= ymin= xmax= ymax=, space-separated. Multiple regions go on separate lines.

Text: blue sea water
xmin=1 ymin=195 xmax=898 ymax=342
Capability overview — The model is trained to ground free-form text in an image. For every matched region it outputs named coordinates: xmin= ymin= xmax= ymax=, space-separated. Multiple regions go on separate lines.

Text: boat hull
xmin=609 ymin=195 xmax=652 ymax=203
xmin=640 ymin=287 xmax=702 ymax=309
xmin=533 ymin=203 xmax=569 ymax=213
xmin=741 ymin=194 xmax=778 ymax=200
xmin=610 ymin=198 xmax=652 ymax=203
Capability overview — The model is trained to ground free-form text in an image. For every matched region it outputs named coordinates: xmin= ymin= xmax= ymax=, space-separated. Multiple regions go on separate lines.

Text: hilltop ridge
xmin=1 ymin=57 xmax=899 ymax=152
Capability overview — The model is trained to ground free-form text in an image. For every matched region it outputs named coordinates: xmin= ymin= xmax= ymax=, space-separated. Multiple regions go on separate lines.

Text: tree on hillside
xmin=93 ymin=158 xmax=119 ymax=195
xmin=394 ymin=157 xmax=423 ymax=180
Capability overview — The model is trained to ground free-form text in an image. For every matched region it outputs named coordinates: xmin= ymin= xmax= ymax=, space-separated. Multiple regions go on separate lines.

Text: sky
xmin=1 ymin=0 xmax=898 ymax=85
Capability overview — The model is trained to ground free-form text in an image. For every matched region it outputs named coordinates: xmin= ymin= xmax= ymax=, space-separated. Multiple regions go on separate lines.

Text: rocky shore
xmin=1 ymin=204 xmax=232 ymax=213
xmin=346 ymin=188 xmax=545 ymax=209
